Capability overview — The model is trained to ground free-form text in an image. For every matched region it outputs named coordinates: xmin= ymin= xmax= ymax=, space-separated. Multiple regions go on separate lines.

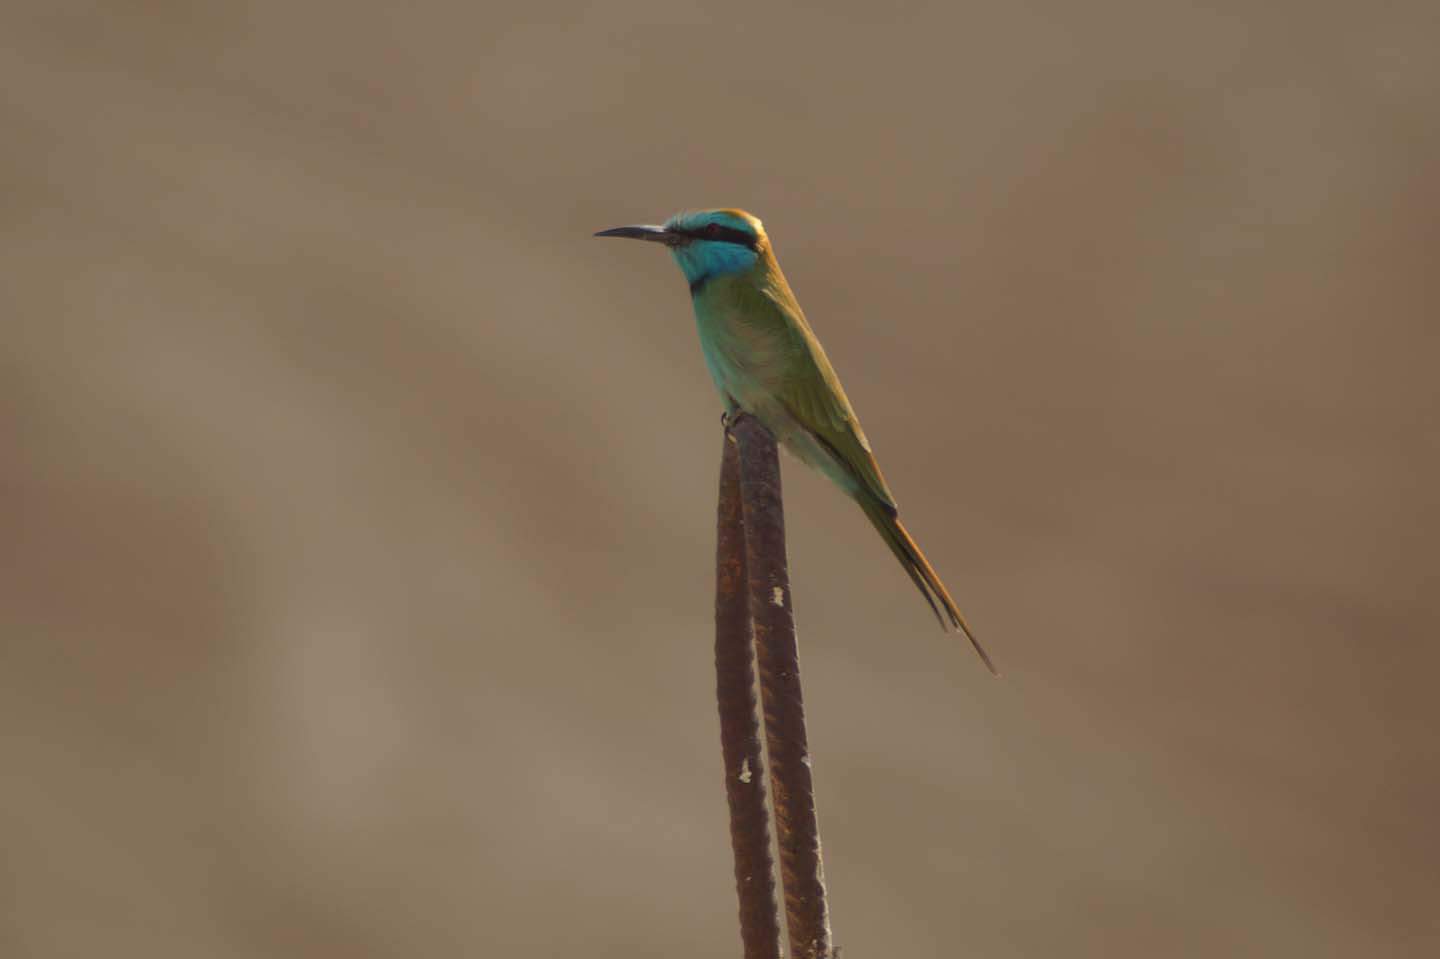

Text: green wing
xmin=769 ymin=294 xmax=899 ymax=512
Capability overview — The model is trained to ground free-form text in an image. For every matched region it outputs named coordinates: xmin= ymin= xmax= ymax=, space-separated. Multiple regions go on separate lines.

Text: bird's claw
xmin=721 ymin=408 xmax=748 ymax=436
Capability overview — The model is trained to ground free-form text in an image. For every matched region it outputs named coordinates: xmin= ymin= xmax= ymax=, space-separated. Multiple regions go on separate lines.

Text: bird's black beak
xmin=594 ymin=224 xmax=679 ymax=246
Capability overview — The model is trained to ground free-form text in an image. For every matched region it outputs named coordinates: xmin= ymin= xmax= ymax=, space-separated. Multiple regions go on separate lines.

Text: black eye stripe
xmin=678 ymin=224 xmax=758 ymax=249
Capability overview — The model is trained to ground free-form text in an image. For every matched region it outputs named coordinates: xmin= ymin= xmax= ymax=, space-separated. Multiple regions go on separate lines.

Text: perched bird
xmin=596 ymin=209 xmax=995 ymax=673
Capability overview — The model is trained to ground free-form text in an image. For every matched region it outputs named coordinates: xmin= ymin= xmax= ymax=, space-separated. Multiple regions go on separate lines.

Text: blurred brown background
xmin=3 ymin=2 xmax=1438 ymax=956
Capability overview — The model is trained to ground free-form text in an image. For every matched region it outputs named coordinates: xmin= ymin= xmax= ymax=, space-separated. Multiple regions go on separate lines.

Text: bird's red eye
xmin=704 ymin=223 xmax=722 ymax=238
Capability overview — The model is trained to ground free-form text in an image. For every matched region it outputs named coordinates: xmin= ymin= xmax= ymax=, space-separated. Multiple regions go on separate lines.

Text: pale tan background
xmin=3 ymin=2 xmax=1438 ymax=956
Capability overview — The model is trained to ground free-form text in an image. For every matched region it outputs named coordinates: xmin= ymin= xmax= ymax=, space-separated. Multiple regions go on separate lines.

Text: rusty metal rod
xmin=732 ymin=414 xmax=834 ymax=959
xmin=715 ymin=430 xmax=783 ymax=959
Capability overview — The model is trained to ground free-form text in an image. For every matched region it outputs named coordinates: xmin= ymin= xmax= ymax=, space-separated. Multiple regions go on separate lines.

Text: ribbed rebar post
xmin=715 ymin=430 xmax=784 ymax=959
xmin=732 ymin=414 xmax=834 ymax=959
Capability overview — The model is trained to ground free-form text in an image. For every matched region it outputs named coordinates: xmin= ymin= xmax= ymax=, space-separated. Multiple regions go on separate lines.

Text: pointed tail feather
xmin=857 ymin=496 xmax=998 ymax=675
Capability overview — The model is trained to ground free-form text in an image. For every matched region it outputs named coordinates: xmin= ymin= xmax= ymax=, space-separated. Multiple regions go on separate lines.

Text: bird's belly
xmin=705 ymin=350 xmax=860 ymax=496
xmin=696 ymin=303 xmax=852 ymax=486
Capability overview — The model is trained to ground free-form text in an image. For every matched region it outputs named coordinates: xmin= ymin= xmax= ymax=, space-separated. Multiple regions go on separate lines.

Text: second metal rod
xmin=732 ymin=414 xmax=834 ymax=959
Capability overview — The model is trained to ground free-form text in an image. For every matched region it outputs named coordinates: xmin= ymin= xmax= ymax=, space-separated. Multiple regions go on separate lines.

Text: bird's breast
xmin=693 ymin=298 xmax=790 ymax=408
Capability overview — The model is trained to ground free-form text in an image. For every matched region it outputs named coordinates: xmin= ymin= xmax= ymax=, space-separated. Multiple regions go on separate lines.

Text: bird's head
xmin=595 ymin=208 xmax=767 ymax=290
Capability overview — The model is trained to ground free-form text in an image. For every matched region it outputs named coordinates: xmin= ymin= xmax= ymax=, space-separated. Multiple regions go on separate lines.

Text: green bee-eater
xmin=597 ymin=208 xmax=995 ymax=673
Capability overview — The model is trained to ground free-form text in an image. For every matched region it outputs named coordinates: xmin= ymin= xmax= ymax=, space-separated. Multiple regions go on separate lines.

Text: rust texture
xmin=714 ymin=431 xmax=783 ymax=959
xmin=732 ymin=414 xmax=834 ymax=959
